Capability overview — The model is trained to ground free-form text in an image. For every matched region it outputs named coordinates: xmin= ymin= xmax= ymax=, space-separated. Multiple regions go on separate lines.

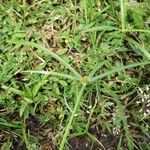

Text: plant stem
xmin=118 ymin=29 xmax=150 ymax=34
xmin=59 ymin=85 xmax=86 ymax=150
xmin=120 ymin=0 xmax=126 ymax=31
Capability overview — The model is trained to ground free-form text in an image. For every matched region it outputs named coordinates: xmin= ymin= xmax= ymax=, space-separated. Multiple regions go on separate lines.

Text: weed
xmin=0 ymin=0 xmax=150 ymax=150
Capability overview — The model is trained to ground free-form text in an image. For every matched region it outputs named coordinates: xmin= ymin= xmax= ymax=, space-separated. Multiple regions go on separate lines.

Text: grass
xmin=0 ymin=0 xmax=150 ymax=150
xmin=120 ymin=0 xmax=126 ymax=31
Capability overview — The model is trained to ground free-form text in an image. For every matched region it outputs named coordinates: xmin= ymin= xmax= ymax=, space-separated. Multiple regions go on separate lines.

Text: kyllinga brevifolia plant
xmin=13 ymin=40 xmax=150 ymax=150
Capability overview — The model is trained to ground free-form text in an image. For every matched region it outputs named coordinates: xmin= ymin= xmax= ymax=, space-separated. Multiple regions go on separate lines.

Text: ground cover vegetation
xmin=0 ymin=0 xmax=150 ymax=149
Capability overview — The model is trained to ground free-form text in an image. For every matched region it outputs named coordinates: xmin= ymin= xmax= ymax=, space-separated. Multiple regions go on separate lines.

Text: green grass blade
xmin=22 ymin=70 xmax=80 ymax=81
xmin=91 ymin=61 xmax=150 ymax=82
xmin=82 ymin=25 xmax=118 ymax=32
xmin=2 ymin=85 xmax=25 ymax=97
xmin=118 ymin=29 xmax=150 ymax=34
xmin=12 ymin=41 xmax=81 ymax=79
xmin=85 ymin=99 xmax=97 ymax=132
xmin=83 ymin=0 xmax=87 ymax=22
xmin=120 ymin=0 xmax=126 ymax=31
xmin=59 ymin=85 xmax=85 ymax=150
xmin=89 ymin=61 xmax=107 ymax=79
xmin=0 ymin=118 xmax=21 ymax=128
xmin=32 ymin=79 xmax=48 ymax=97
xmin=64 ymin=89 xmax=73 ymax=112
xmin=22 ymin=121 xmax=31 ymax=150
xmin=127 ymin=38 xmax=150 ymax=60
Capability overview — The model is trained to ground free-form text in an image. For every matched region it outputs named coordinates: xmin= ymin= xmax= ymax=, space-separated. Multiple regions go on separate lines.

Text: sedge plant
xmin=10 ymin=2 xmax=150 ymax=149
xmin=12 ymin=40 xmax=150 ymax=150
xmin=1 ymin=0 xmax=150 ymax=149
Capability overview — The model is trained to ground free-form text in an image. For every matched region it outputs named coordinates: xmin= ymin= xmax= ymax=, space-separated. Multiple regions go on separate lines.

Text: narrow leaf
xmin=82 ymin=25 xmax=117 ymax=32
xmin=127 ymin=38 xmax=150 ymax=60
xmin=22 ymin=70 xmax=79 ymax=81
xmin=11 ymin=41 xmax=81 ymax=79
xmin=91 ymin=61 xmax=150 ymax=82
xmin=89 ymin=61 xmax=107 ymax=79
xmin=33 ymin=79 xmax=48 ymax=97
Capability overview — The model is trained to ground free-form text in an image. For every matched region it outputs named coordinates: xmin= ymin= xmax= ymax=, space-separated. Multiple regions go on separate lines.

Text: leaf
xmin=24 ymin=86 xmax=33 ymax=99
xmin=1 ymin=141 xmax=12 ymax=150
xmin=132 ymin=10 xmax=144 ymax=28
xmin=58 ymin=80 xmax=67 ymax=86
xmin=14 ymin=31 xmax=27 ymax=38
xmin=22 ymin=70 xmax=79 ymax=81
xmin=91 ymin=61 xmax=150 ymax=82
xmin=0 ymin=118 xmax=20 ymax=128
xmin=89 ymin=61 xmax=108 ymax=78
xmin=11 ymin=41 xmax=81 ymax=79
xmin=127 ymin=38 xmax=150 ymax=60
xmin=1 ymin=85 xmax=25 ymax=97
xmin=20 ymin=102 xmax=28 ymax=117
xmin=82 ymin=25 xmax=118 ymax=32
xmin=32 ymin=79 xmax=48 ymax=97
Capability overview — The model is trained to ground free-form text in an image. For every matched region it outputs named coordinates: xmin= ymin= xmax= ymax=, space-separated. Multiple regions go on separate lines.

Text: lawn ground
xmin=0 ymin=0 xmax=150 ymax=150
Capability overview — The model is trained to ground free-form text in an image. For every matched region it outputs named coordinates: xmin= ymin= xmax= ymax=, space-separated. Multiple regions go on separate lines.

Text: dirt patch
xmin=68 ymin=136 xmax=101 ymax=150
xmin=11 ymin=137 xmax=26 ymax=150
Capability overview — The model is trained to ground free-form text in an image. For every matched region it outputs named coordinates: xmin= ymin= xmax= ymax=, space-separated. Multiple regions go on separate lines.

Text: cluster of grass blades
xmin=12 ymin=39 xmax=150 ymax=150
xmin=1 ymin=0 xmax=150 ymax=149
xmin=11 ymin=1 xmax=150 ymax=149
